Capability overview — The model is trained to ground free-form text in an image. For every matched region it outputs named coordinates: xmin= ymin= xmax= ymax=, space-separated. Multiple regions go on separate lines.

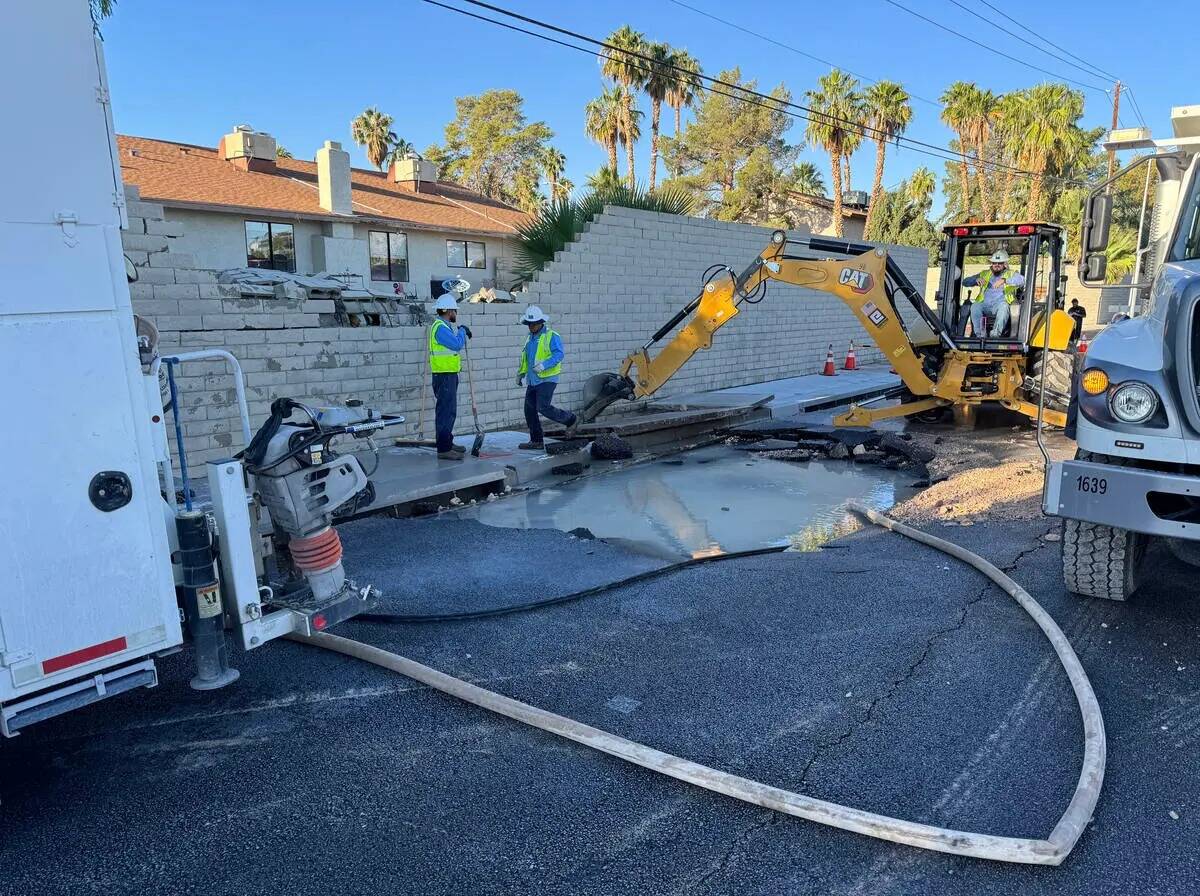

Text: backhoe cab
xmin=579 ymin=224 xmax=1076 ymax=429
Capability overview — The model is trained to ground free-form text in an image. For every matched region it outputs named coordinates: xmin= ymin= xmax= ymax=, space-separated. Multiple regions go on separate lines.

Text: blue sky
xmin=102 ymin=0 xmax=1189 ymax=216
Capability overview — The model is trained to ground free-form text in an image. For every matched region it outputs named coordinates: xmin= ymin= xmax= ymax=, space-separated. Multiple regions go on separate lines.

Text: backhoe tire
xmin=1027 ymin=349 xmax=1075 ymax=415
xmin=1061 ymin=450 xmax=1147 ymax=601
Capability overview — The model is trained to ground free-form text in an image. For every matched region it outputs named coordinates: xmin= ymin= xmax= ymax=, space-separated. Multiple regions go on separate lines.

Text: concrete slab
xmin=653 ymin=364 xmax=901 ymax=418
xmin=350 ymin=431 xmax=593 ymax=514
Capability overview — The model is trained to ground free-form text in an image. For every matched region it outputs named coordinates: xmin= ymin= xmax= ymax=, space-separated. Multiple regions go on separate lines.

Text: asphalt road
xmin=3 ymin=511 xmax=1200 ymax=894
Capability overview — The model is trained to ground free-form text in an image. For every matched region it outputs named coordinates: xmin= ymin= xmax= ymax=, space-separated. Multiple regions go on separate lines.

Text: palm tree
xmin=601 ymin=25 xmax=649 ymax=186
xmin=585 ymin=87 xmax=624 ymax=174
xmin=587 ymin=166 xmax=624 ymax=193
xmin=907 ymin=166 xmax=936 ymax=211
xmin=1019 ymin=83 xmax=1084 ymax=219
xmin=665 ymin=50 xmax=702 ymax=176
xmin=541 ymin=147 xmax=566 ymax=201
xmin=940 ymin=82 xmax=977 ymax=217
xmin=350 ymin=107 xmax=397 ymax=171
xmin=805 ymin=69 xmax=866 ymax=237
xmin=616 ymin=93 xmax=644 ymax=182
xmin=275 ymin=145 xmax=293 ymax=160
xmin=791 ymin=161 xmax=826 ymax=197
xmin=643 ymin=42 xmax=675 ymax=191
xmin=964 ymin=88 xmax=998 ymax=219
xmin=554 ymin=177 xmax=574 ymax=203
xmin=994 ymin=91 xmax=1029 ymax=219
xmin=383 ymin=138 xmax=416 ymax=170
xmin=862 ymin=80 xmax=912 ymax=236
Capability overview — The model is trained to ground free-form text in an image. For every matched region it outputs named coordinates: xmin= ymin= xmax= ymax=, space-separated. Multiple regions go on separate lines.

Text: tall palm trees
xmin=383 ymin=138 xmax=416 ymax=171
xmin=791 ymin=161 xmax=826 ymax=197
xmin=585 ymin=86 xmax=624 ymax=173
xmin=862 ymin=80 xmax=912 ymax=236
xmin=601 ymin=25 xmax=648 ymax=187
xmin=995 ymin=91 xmax=1031 ymax=220
xmin=1018 ymin=83 xmax=1085 ymax=219
xmin=665 ymin=50 xmax=702 ymax=177
xmin=643 ymin=42 xmax=675 ymax=190
xmin=939 ymin=82 xmax=976 ymax=216
xmin=907 ymin=166 xmax=936 ymax=212
xmin=541 ymin=147 xmax=567 ymax=201
xmin=964 ymin=88 xmax=998 ymax=219
xmin=350 ymin=107 xmax=398 ymax=171
xmin=805 ymin=69 xmax=866 ymax=238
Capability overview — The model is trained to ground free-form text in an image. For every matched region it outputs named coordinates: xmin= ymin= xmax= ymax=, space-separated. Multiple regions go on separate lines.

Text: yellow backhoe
xmin=578 ymin=223 xmax=1078 ymax=428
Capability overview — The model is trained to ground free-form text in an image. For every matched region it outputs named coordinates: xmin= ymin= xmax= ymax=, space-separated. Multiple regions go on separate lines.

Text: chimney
xmin=316 ymin=140 xmax=353 ymax=215
xmin=391 ymin=156 xmax=438 ymax=193
xmin=218 ymin=124 xmax=277 ymax=173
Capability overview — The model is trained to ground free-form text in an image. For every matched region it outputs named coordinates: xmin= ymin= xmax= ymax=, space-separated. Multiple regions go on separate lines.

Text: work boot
xmin=518 ymin=440 xmax=545 ymax=451
xmin=437 ymin=450 xmax=464 ymax=460
xmin=449 ymin=444 xmax=466 ymax=454
xmin=563 ymin=414 xmax=580 ymax=438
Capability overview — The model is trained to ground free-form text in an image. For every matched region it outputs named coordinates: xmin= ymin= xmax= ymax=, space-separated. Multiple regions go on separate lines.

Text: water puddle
xmin=452 ymin=445 xmax=918 ymax=560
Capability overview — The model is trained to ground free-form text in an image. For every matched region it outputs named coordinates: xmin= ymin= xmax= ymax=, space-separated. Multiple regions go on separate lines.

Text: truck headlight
xmin=1109 ymin=382 xmax=1158 ymax=423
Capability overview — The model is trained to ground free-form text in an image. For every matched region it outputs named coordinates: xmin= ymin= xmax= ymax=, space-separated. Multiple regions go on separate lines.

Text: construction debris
xmin=720 ymin=420 xmax=937 ymax=480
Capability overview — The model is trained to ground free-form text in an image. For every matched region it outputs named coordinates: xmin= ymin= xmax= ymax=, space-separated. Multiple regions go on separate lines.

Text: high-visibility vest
xmin=518 ymin=329 xmax=562 ymax=378
xmin=429 ymin=318 xmax=462 ymax=373
xmin=971 ymin=270 xmax=1020 ymax=305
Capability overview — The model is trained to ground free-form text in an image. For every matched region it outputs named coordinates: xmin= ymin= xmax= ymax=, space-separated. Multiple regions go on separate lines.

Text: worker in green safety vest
xmin=964 ymin=249 xmax=1025 ymax=337
xmin=429 ymin=295 xmax=472 ymax=460
xmin=516 ymin=305 xmax=578 ymax=450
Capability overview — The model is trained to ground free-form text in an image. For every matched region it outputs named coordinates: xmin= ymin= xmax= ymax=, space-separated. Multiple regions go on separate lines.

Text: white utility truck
xmin=0 ymin=2 xmax=398 ymax=735
xmin=1044 ymin=105 xmax=1200 ymax=600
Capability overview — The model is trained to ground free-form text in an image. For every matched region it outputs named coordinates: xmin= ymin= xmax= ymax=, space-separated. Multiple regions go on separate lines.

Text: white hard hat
xmin=520 ymin=305 xmax=547 ymax=324
xmin=989 ymin=249 xmax=1010 ymax=264
xmin=434 ymin=295 xmax=458 ymax=312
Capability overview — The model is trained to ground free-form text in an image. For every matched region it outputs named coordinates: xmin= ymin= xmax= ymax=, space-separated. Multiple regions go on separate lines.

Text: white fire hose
xmin=292 ymin=504 xmax=1104 ymax=865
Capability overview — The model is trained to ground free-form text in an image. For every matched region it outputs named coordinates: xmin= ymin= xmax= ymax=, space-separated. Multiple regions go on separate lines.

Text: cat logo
xmin=838 ymin=267 xmax=873 ymax=294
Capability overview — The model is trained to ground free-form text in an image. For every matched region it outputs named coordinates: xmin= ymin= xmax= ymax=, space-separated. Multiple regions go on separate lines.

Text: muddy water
xmin=454 ymin=445 xmax=918 ymax=560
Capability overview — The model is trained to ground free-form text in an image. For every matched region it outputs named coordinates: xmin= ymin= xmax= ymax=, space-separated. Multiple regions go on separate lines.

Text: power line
xmin=974 ymin=0 xmax=1121 ymax=83
xmin=426 ymin=0 xmax=1084 ymax=187
xmin=1123 ymin=85 xmax=1149 ymax=129
xmin=665 ymin=0 xmax=941 ymax=108
xmin=943 ymin=0 xmax=1114 ymax=88
xmin=879 ymin=0 xmax=1109 ymax=94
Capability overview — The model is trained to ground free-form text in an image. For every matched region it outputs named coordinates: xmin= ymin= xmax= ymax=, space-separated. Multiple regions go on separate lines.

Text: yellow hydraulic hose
xmin=291 ymin=504 xmax=1104 ymax=865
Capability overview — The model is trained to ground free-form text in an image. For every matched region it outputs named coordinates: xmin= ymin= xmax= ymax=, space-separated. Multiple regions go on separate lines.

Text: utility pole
xmin=1107 ymin=80 xmax=1122 ymax=179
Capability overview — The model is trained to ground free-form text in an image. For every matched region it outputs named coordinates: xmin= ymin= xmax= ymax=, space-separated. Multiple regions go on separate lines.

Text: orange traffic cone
xmin=1077 ymin=335 xmax=1089 ymax=355
xmin=821 ymin=343 xmax=837 ymax=376
xmin=843 ymin=340 xmax=858 ymax=370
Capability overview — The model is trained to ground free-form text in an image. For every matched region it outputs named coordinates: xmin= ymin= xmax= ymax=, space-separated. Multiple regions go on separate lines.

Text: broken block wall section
xmin=123 ymin=190 xmax=928 ymax=465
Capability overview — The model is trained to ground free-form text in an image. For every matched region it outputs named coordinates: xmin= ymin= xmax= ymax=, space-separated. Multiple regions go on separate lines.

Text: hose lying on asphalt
xmin=291 ymin=503 xmax=1105 ymax=865
xmin=356 ymin=544 xmax=789 ymax=623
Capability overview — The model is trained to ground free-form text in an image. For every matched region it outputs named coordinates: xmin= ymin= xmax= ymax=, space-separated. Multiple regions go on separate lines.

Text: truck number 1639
xmin=1075 ymin=475 xmax=1108 ymax=495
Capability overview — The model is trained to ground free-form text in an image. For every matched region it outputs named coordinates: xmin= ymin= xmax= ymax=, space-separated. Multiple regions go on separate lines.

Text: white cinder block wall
xmin=123 ymin=190 xmax=929 ymax=465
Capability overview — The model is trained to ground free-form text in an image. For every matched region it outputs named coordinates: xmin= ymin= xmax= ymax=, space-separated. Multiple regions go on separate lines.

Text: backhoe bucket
xmin=578 ymin=372 xmax=634 ymax=423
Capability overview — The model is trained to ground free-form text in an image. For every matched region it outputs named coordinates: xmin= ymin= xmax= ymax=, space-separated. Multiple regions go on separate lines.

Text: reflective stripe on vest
xmin=971 ymin=270 xmax=1019 ymax=305
xmin=429 ymin=319 xmax=461 ymax=373
xmin=518 ymin=329 xmax=562 ymax=378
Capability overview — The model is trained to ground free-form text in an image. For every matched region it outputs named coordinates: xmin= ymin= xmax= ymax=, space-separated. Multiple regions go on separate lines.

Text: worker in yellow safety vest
xmin=516 ymin=305 xmax=578 ymax=449
xmin=429 ymin=295 xmax=472 ymax=460
xmin=964 ymin=249 xmax=1025 ymax=337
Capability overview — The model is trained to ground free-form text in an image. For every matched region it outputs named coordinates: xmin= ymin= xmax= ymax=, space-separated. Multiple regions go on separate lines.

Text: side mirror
xmin=1082 ymin=253 xmax=1108 ymax=284
xmin=1084 ymin=193 xmax=1113 ymax=253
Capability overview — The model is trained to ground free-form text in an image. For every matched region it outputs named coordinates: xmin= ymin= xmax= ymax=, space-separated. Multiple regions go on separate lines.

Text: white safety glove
xmin=533 ymin=362 xmax=546 ymax=374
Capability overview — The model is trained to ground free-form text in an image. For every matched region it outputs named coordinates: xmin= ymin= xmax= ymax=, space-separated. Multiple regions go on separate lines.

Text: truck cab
xmin=1044 ymin=105 xmax=1200 ymax=600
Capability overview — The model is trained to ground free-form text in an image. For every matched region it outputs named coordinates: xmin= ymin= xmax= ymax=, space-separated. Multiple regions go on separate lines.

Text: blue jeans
xmin=432 ymin=372 xmax=458 ymax=452
xmin=524 ymin=382 xmax=575 ymax=442
xmin=970 ymin=299 xmax=1011 ymax=337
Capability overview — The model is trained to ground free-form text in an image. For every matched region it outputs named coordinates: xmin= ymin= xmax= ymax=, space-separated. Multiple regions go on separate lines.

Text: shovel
xmin=462 ymin=344 xmax=485 ymax=457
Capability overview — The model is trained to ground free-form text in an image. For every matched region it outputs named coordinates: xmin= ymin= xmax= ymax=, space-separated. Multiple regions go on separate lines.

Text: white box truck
xmin=0 ymin=1 xmax=399 ymax=735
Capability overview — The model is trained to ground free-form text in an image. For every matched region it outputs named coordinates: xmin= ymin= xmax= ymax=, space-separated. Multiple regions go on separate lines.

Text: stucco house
xmin=117 ymin=125 xmax=528 ymax=299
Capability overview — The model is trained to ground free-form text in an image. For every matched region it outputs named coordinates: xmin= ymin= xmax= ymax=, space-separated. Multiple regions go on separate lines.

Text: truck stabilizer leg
xmin=176 ymin=511 xmax=239 ymax=691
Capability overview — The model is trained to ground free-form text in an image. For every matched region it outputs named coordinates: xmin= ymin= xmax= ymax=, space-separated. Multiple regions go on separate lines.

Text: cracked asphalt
xmin=3 ymin=488 xmax=1200 ymax=893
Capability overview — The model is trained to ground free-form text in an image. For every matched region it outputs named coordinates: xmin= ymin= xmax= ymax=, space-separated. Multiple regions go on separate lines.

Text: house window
xmin=369 ymin=231 xmax=409 ymax=282
xmin=447 ymin=239 xmax=486 ymax=269
xmin=245 ymin=221 xmax=296 ymax=272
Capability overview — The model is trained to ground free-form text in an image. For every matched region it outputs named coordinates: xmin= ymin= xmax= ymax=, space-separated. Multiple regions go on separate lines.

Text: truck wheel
xmin=1061 ymin=450 xmax=1147 ymax=601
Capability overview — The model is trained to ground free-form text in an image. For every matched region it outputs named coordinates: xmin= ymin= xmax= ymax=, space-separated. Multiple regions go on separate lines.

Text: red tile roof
xmin=117 ymin=135 xmax=529 ymax=236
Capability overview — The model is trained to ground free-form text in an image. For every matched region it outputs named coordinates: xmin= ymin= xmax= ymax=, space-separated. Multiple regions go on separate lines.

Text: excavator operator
xmin=963 ymin=249 xmax=1025 ymax=337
